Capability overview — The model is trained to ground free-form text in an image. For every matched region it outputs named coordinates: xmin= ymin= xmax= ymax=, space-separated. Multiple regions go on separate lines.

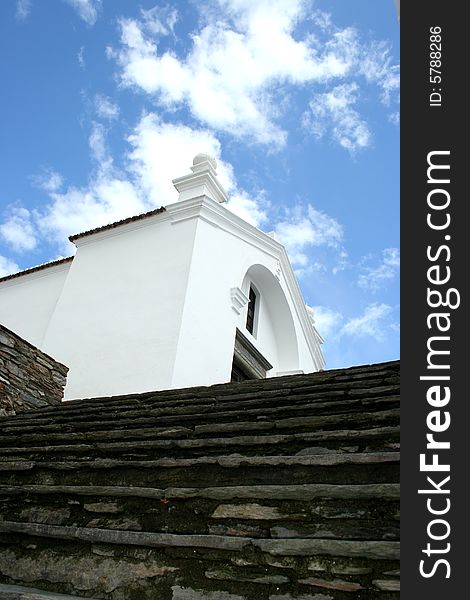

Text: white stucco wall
xmin=41 ymin=212 xmax=199 ymax=399
xmin=0 ymin=261 xmax=71 ymax=348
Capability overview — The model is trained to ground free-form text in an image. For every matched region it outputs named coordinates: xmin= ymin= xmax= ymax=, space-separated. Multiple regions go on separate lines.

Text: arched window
xmin=245 ymin=285 xmax=257 ymax=335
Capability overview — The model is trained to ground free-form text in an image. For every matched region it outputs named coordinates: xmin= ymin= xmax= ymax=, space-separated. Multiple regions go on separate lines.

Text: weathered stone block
xmin=330 ymin=565 xmax=372 ymax=575
xmin=372 ymin=579 xmax=400 ymax=591
xmin=211 ymin=503 xmax=285 ymax=520
xmin=0 ymin=582 xmax=98 ymax=599
xmin=172 ymin=586 xmax=246 ymax=600
xmin=0 ymin=548 xmax=178 ymax=594
xmin=205 ymin=568 xmax=289 ymax=585
xmin=19 ymin=507 xmax=70 ymax=526
xmin=84 ymin=502 xmax=122 ymax=514
xmin=298 ymin=577 xmax=363 ymax=592
xmin=306 ymin=559 xmax=328 ymax=572
xmin=208 ymin=523 xmax=268 ymax=538
xmin=86 ymin=518 xmax=142 ymax=531
xmin=0 ymin=333 xmax=15 ymax=348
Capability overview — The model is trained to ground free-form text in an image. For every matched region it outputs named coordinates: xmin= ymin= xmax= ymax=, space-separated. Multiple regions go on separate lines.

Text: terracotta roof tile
xmin=69 ymin=206 xmax=166 ymax=242
xmin=0 ymin=256 xmax=74 ymax=284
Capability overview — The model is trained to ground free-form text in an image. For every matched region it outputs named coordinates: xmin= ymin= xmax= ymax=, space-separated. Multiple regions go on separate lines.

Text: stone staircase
xmin=0 ymin=361 xmax=400 ymax=599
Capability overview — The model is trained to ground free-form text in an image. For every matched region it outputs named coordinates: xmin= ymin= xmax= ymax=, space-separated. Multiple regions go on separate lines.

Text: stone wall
xmin=0 ymin=361 xmax=400 ymax=599
xmin=0 ymin=324 xmax=68 ymax=416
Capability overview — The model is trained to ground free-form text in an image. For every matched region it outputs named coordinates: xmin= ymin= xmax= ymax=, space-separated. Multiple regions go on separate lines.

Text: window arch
xmin=239 ymin=264 xmax=299 ymax=374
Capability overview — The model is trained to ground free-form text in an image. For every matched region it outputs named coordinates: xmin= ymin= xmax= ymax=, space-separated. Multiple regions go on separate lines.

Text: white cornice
xmin=168 ymin=196 xmax=284 ymax=259
xmin=172 ymin=166 xmax=228 ymax=204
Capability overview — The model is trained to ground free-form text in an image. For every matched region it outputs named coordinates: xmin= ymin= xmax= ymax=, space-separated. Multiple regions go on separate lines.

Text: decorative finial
xmin=193 ymin=153 xmax=217 ymax=171
xmin=191 ymin=153 xmax=217 ymax=174
xmin=172 ymin=153 xmax=228 ymax=203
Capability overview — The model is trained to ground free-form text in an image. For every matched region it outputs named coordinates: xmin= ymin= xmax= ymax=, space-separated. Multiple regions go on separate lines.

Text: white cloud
xmin=127 ymin=114 xmax=269 ymax=228
xmin=107 ymin=3 xmax=399 ymax=151
xmin=303 ymin=83 xmax=371 ymax=153
xmin=0 ymin=207 xmax=37 ymax=252
xmin=360 ymin=40 xmax=400 ymax=106
xmin=16 ymin=0 xmax=31 ymax=20
xmin=274 ymin=204 xmax=344 ymax=267
xmin=3 ymin=113 xmax=348 ymax=283
xmin=78 ymin=47 xmax=85 ymax=69
xmin=38 ymin=178 xmax=145 ymax=254
xmin=34 ymin=124 xmax=144 ymax=253
xmin=35 ymin=170 xmax=64 ymax=193
xmin=307 ymin=305 xmax=343 ymax=339
xmin=28 ymin=114 xmax=264 ymax=253
xmin=112 ymin=11 xmax=287 ymax=146
xmin=95 ymin=95 xmax=119 ymax=120
xmin=127 ymin=114 xmax=237 ymax=206
xmin=64 ymin=0 xmax=101 ymax=26
xmin=358 ymin=247 xmax=400 ymax=292
xmin=89 ymin=122 xmax=111 ymax=168
xmin=109 ymin=1 xmax=398 ymax=149
xmin=340 ymin=303 xmax=394 ymax=342
xmin=141 ymin=4 xmax=179 ymax=37
xmin=332 ymin=249 xmax=349 ymax=275
xmin=226 ymin=192 xmax=268 ymax=227
xmin=0 ymin=256 xmax=19 ymax=278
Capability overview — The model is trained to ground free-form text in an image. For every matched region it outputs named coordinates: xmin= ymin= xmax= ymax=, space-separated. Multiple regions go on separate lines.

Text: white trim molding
xmin=230 ymin=287 xmax=249 ymax=315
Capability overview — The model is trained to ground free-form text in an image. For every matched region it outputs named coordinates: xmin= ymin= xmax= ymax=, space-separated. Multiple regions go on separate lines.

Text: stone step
xmin=0 ymin=425 xmax=400 ymax=461
xmin=0 ymin=362 xmax=399 ymax=420
xmin=1 ymin=496 xmax=399 ymax=539
xmin=0 ymin=472 xmax=399 ymax=537
xmin=0 ymin=378 xmax=400 ymax=430
xmin=0 ymin=542 xmax=400 ymax=600
xmin=0 ymin=452 xmax=399 ymax=488
xmin=0 ymin=407 xmax=399 ymax=447
xmin=0 ymin=520 xmax=400 ymax=560
xmin=191 ymin=408 xmax=399 ymax=436
xmin=0 ymin=451 xmax=400 ymax=471
xmin=0 ymin=393 xmax=400 ymax=437
xmin=0 ymin=583 xmax=94 ymax=600
xmin=0 ymin=482 xmax=400 ymax=502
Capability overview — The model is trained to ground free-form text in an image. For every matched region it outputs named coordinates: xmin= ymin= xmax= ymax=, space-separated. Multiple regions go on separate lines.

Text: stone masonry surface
xmin=0 ymin=360 xmax=400 ymax=599
xmin=0 ymin=324 xmax=68 ymax=416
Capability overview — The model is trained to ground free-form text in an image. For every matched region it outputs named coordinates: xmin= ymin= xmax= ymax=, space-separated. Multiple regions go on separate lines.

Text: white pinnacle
xmin=192 ymin=153 xmax=217 ymax=172
xmin=172 ymin=153 xmax=228 ymax=203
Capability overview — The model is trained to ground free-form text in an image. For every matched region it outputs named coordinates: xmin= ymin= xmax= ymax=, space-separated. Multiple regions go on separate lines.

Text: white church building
xmin=0 ymin=155 xmax=324 ymax=400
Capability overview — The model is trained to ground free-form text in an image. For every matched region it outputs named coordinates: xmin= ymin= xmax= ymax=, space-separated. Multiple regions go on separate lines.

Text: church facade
xmin=0 ymin=155 xmax=324 ymax=400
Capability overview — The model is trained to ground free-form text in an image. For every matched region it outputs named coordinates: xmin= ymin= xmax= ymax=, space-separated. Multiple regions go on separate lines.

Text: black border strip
xmin=401 ymin=4 xmax=466 ymax=597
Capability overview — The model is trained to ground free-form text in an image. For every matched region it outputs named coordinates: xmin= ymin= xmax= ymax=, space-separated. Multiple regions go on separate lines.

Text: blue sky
xmin=0 ymin=0 xmax=399 ymax=369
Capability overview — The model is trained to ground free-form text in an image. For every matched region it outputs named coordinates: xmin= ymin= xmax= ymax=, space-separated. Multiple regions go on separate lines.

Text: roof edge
xmin=69 ymin=206 xmax=166 ymax=243
xmin=0 ymin=256 xmax=74 ymax=284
